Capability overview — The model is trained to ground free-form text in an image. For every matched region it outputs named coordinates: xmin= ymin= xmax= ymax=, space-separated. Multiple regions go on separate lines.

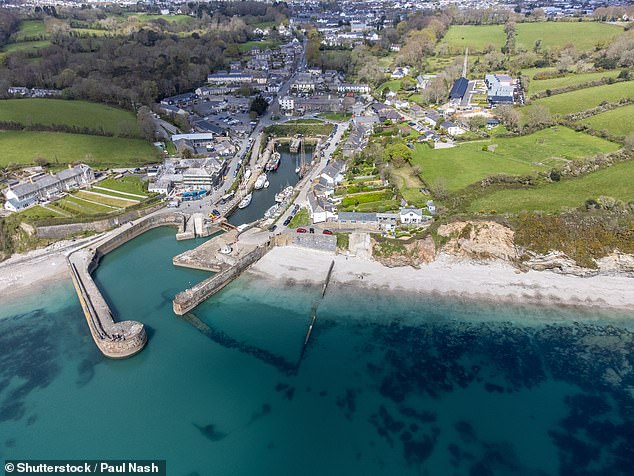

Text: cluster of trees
xmin=0 ymin=10 xmax=20 ymax=46
xmin=0 ymin=4 xmax=289 ymax=109
xmin=396 ymin=13 xmax=451 ymax=69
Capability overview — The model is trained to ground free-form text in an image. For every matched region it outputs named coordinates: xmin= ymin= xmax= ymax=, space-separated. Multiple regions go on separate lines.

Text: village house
xmin=2 ymin=164 xmax=94 ymax=212
xmin=399 ymin=208 xmax=426 ymax=224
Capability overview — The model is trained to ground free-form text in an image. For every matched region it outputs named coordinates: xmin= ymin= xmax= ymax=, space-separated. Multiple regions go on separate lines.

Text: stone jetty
xmin=67 ymin=212 xmax=187 ymax=358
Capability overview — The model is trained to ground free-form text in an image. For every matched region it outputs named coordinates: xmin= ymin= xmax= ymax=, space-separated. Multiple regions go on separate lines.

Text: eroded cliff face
xmin=370 ymin=221 xmax=634 ymax=277
xmin=437 ymin=221 xmax=518 ymax=262
xmin=371 ymin=235 xmax=436 ymax=268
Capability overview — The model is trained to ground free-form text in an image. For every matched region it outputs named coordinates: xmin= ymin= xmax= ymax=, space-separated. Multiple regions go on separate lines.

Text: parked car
xmin=296 ymin=228 xmax=307 ymax=233
xmin=323 ymin=229 xmax=333 ymax=235
xmin=283 ymin=217 xmax=292 ymax=226
xmin=268 ymin=224 xmax=277 ymax=232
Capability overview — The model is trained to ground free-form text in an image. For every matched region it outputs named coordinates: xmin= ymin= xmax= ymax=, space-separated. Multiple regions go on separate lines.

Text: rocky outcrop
xmin=437 ymin=221 xmax=518 ymax=262
xmin=596 ymin=252 xmax=634 ymax=277
xmin=520 ymin=251 xmax=599 ymax=277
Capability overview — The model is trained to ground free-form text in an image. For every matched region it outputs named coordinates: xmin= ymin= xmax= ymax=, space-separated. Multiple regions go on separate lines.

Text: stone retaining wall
xmin=36 ymin=203 xmax=166 ymax=239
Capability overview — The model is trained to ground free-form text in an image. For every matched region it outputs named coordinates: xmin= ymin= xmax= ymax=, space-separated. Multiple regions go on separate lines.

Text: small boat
xmin=254 ymin=173 xmax=267 ymax=190
xmin=275 ymin=185 xmax=294 ymax=203
xmin=264 ymin=180 xmax=270 ymax=188
xmin=264 ymin=204 xmax=279 ymax=218
xmin=238 ymin=193 xmax=252 ymax=209
xmin=265 ymin=151 xmax=281 ymax=172
xmin=244 ymin=169 xmax=252 ymax=180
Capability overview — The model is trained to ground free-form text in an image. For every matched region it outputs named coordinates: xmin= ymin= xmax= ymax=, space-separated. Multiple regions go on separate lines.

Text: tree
xmin=495 ymin=105 xmax=521 ymax=130
xmin=503 ymin=20 xmax=517 ymax=55
xmin=624 ymin=132 xmax=634 ymax=151
xmin=382 ymin=142 xmax=412 ymax=167
xmin=137 ymin=106 xmax=156 ymax=141
xmin=249 ymin=95 xmax=268 ymax=116
xmin=430 ymin=177 xmax=448 ymax=200
xmin=524 ymin=105 xmax=552 ymax=130
xmin=466 ymin=116 xmax=486 ymax=131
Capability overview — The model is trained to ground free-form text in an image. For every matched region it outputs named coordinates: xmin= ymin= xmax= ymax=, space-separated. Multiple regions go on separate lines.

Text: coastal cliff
xmin=369 ymin=220 xmax=634 ymax=278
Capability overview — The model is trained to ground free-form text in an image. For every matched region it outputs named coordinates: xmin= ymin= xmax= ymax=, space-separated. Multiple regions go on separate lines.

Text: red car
xmin=296 ymin=228 xmax=307 ymax=233
xmin=322 ymin=229 xmax=333 ymax=235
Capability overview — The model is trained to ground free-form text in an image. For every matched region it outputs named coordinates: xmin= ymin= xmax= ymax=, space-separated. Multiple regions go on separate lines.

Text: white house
xmin=399 ymin=208 xmax=424 ymax=224
xmin=320 ymin=160 xmax=346 ymax=186
xmin=440 ymin=121 xmax=466 ymax=137
xmin=279 ymin=96 xmax=295 ymax=111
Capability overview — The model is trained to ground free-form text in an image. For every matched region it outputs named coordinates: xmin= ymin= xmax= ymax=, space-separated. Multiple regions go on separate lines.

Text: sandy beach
xmin=249 ymin=246 xmax=634 ymax=313
xmin=0 ymin=238 xmax=95 ymax=302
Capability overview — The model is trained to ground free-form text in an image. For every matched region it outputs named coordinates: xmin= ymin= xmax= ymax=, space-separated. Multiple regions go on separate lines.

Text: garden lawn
xmin=237 ymin=40 xmax=278 ymax=52
xmin=16 ymin=205 xmax=63 ymax=220
xmin=0 ymin=131 xmax=157 ymax=168
xmin=533 ymin=81 xmax=634 ymax=116
xmin=95 ymin=176 xmax=149 ymax=196
xmin=468 ymin=159 xmax=634 ymax=214
xmin=0 ymin=99 xmax=140 ymax=137
xmin=74 ymin=191 xmax=136 ymax=208
xmin=377 ymin=80 xmax=403 ymax=94
xmin=411 ymin=127 xmax=619 ymax=192
xmin=578 ymin=104 xmax=634 ymax=138
xmin=528 ymin=70 xmax=621 ymax=97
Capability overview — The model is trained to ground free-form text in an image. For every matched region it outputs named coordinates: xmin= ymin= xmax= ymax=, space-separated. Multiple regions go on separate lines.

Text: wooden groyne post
xmin=322 ymin=260 xmax=335 ymax=297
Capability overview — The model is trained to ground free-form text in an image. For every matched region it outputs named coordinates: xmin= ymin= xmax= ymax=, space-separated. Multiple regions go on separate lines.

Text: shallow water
xmin=1 ymin=227 xmax=633 ymax=475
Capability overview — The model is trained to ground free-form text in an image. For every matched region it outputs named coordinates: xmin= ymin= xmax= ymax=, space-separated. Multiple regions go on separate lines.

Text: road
xmin=275 ymin=120 xmax=350 ymax=231
xmin=177 ymin=36 xmax=309 ymax=216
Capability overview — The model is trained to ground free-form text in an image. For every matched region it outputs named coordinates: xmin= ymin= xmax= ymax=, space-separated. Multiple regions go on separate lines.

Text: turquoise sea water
xmin=1 ymin=227 xmax=634 ymax=475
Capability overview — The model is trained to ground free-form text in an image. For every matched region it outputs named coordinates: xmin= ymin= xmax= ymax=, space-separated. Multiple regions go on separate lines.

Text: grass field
xmin=128 ymin=14 xmax=195 ymax=24
xmin=440 ymin=22 xmax=623 ymax=54
xmin=528 ymin=70 xmax=621 ymax=96
xmin=1 ymin=40 xmax=50 ymax=54
xmin=318 ymin=112 xmax=353 ymax=121
xmin=237 ymin=40 xmax=278 ymax=52
xmin=390 ymin=164 xmax=428 ymax=206
xmin=0 ymin=99 xmax=140 ymax=136
xmin=14 ymin=20 xmax=47 ymax=41
xmin=468 ymin=158 xmax=634 ymax=214
xmin=412 ymin=127 xmax=619 ymax=192
xmin=0 ymin=131 xmax=156 ymax=168
xmin=533 ymin=81 xmax=634 ymax=116
xmin=578 ymin=104 xmax=634 ymax=137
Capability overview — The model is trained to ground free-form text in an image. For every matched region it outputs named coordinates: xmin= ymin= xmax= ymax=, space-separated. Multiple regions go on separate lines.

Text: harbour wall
xmin=68 ymin=212 xmax=186 ymax=358
xmin=173 ymin=242 xmax=272 ymax=315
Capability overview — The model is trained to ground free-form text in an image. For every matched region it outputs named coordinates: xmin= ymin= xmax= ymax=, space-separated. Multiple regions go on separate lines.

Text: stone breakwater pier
xmin=66 ymin=210 xmax=270 ymax=358
xmin=67 ymin=212 xmax=189 ymax=358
